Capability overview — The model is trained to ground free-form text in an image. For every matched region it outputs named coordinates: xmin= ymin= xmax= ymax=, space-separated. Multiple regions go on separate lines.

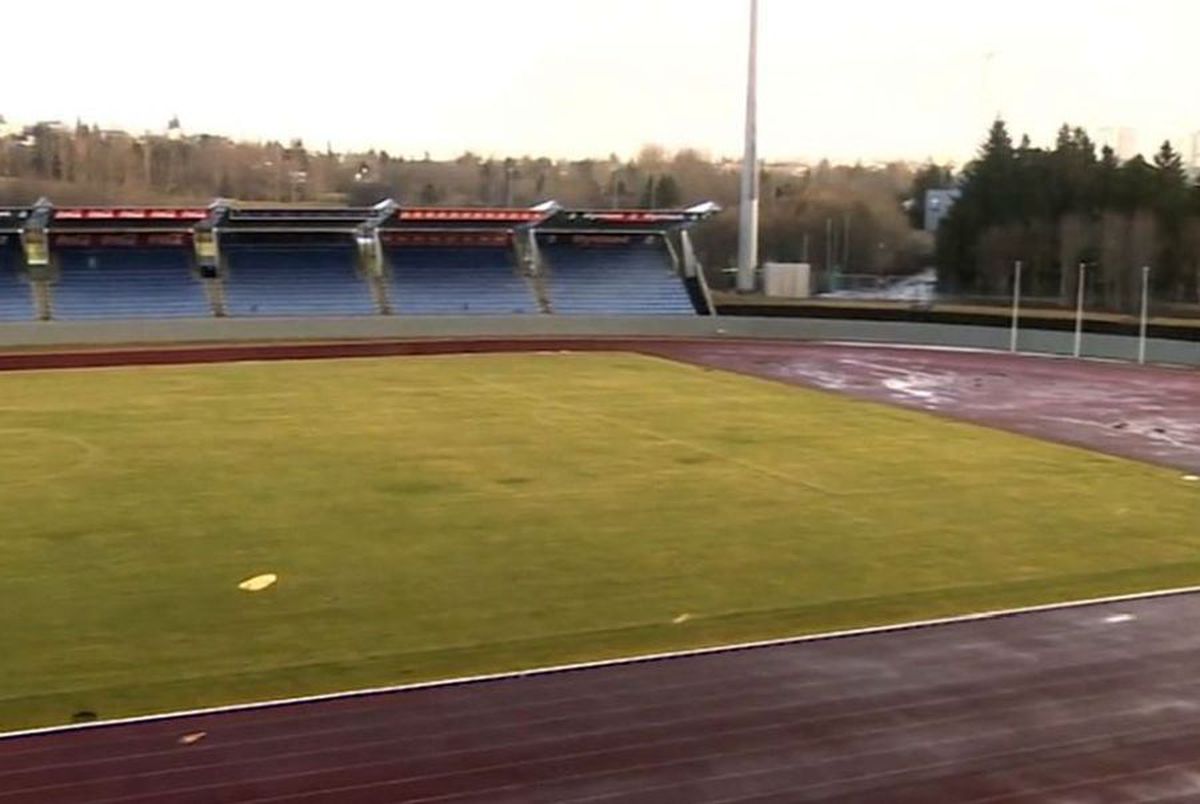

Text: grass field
xmin=1 ymin=351 xmax=1198 ymax=730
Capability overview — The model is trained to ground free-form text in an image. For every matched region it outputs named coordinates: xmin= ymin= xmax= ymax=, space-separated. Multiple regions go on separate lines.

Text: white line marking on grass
xmin=0 ymin=428 xmax=103 ymax=488
xmin=5 ymin=583 xmax=1200 ymax=742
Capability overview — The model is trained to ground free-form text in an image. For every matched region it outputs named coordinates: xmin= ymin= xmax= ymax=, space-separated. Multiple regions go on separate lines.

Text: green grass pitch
xmin=1 ymin=352 xmax=1198 ymax=729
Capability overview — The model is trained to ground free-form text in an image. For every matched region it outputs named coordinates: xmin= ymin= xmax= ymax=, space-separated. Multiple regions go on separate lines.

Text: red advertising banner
xmin=380 ymin=232 xmax=511 ymax=247
xmin=51 ymin=233 xmax=191 ymax=247
xmin=55 ymin=208 xmax=207 ymax=221
xmin=396 ymin=208 xmax=542 ymax=223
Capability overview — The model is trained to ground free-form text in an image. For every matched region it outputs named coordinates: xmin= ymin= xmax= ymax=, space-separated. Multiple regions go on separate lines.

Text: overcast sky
xmin=4 ymin=0 xmax=1197 ymax=165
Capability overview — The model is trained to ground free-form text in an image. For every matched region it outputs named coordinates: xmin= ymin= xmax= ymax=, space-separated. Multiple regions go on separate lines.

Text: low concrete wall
xmin=0 ymin=316 xmax=721 ymax=347
xmin=710 ymin=316 xmax=1200 ymax=366
xmin=0 ymin=314 xmax=1195 ymax=367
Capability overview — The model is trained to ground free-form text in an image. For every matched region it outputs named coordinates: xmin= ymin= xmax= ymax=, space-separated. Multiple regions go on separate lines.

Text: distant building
xmin=765 ymin=160 xmax=812 ymax=177
xmin=1098 ymin=127 xmax=1138 ymax=160
xmin=166 ymin=115 xmax=183 ymax=142
xmin=192 ymin=133 xmax=232 ymax=146
xmin=924 ymin=188 xmax=961 ymax=233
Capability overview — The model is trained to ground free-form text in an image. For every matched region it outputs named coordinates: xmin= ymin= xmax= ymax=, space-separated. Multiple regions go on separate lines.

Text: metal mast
xmin=735 ymin=0 xmax=760 ymax=292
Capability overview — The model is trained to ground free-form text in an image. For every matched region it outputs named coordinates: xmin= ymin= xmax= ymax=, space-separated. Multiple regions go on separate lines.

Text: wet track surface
xmin=654 ymin=341 xmax=1200 ymax=475
xmin=4 ymin=593 xmax=1200 ymax=802
xmin=2 ymin=337 xmax=1200 ymax=802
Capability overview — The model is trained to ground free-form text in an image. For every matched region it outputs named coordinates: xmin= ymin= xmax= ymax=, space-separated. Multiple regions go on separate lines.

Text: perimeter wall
xmin=0 ymin=316 xmax=1196 ymax=367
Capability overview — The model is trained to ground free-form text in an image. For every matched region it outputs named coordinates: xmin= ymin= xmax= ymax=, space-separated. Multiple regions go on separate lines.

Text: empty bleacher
xmin=540 ymin=237 xmax=696 ymax=315
xmin=386 ymin=246 xmax=536 ymax=315
xmin=51 ymin=248 xmax=210 ymax=320
xmin=0 ymin=230 xmax=706 ymax=322
xmin=223 ymin=245 xmax=377 ymax=317
xmin=0 ymin=243 xmax=32 ymax=320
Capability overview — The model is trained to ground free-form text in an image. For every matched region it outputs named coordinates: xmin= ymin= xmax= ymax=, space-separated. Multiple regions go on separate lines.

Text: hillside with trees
xmin=0 ymin=119 xmax=935 ymax=285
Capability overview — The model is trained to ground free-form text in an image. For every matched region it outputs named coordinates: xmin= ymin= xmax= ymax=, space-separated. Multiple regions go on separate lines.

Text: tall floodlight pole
xmin=841 ymin=212 xmax=850 ymax=270
xmin=735 ymin=0 xmax=760 ymax=292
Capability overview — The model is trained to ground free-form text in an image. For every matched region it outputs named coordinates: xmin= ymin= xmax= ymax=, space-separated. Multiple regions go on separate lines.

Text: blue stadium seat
xmin=540 ymin=239 xmax=696 ymax=315
xmin=223 ymin=245 xmax=378 ymax=317
xmin=51 ymin=248 xmax=210 ymax=320
xmin=0 ymin=260 xmax=33 ymax=320
xmin=386 ymin=247 xmax=536 ymax=315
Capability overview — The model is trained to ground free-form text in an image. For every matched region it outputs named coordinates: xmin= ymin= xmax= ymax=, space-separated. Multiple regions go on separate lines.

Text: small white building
xmin=763 ymin=262 xmax=812 ymax=298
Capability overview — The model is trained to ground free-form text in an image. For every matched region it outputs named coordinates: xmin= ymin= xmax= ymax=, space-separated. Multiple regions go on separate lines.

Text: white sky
xmin=4 ymin=0 xmax=1197 ymax=165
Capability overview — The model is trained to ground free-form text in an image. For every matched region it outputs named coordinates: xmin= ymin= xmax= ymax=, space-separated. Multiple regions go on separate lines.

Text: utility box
xmin=763 ymin=262 xmax=812 ymax=298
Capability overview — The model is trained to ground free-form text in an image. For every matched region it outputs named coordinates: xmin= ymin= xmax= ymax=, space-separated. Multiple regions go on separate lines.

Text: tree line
xmin=0 ymin=120 xmax=933 ymax=280
xmin=938 ymin=120 xmax=1200 ymax=311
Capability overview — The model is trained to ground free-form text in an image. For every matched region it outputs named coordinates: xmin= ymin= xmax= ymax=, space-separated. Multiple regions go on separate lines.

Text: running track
xmin=2 ymin=336 xmax=1200 ymax=802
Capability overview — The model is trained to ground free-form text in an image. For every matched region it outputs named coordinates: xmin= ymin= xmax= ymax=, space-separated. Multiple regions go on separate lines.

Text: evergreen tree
xmin=1150 ymin=141 xmax=1191 ymax=293
xmin=1152 ymin=140 xmax=1189 ymax=216
xmin=936 ymin=119 xmax=1018 ymax=292
xmin=1096 ymin=145 xmax=1120 ymax=209
xmin=1117 ymin=155 xmax=1157 ymax=213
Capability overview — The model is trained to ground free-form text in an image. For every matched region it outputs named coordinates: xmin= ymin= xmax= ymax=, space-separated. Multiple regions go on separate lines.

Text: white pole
xmin=842 ymin=212 xmax=850 ymax=270
xmin=1073 ymin=262 xmax=1086 ymax=358
xmin=735 ymin=0 xmax=760 ymax=292
xmin=1138 ymin=265 xmax=1150 ymax=365
xmin=1010 ymin=260 xmax=1022 ymax=353
xmin=826 ymin=217 xmax=833 ymax=273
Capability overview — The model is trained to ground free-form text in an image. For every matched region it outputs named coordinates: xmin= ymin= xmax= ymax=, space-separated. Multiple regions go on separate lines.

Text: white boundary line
xmin=4 ymin=582 xmax=1200 ymax=742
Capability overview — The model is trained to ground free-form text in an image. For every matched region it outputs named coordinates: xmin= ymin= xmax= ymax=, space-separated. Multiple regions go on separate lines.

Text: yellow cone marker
xmin=238 ymin=573 xmax=278 ymax=592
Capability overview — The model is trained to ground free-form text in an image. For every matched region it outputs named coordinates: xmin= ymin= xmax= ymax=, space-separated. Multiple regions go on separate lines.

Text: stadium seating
xmin=0 ymin=238 xmax=32 ymax=320
xmin=0 ymin=234 xmax=704 ymax=322
xmin=540 ymin=239 xmax=696 ymax=314
xmin=0 ymin=262 xmax=33 ymax=320
xmin=223 ymin=245 xmax=377 ymax=317
xmin=386 ymin=246 xmax=537 ymax=315
xmin=52 ymin=248 xmax=210 ymax=320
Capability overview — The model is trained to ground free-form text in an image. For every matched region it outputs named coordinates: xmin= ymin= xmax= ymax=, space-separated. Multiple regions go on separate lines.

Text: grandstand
xmin=540 ymin=235 xmax=696 ymax=315
xmin=51 ymin=247 xmax=209 ymax=320
xmin=0 ymin=203 xmax=716 ymax=320
xmin=222 ymin=243 xmax=378 ymax=317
